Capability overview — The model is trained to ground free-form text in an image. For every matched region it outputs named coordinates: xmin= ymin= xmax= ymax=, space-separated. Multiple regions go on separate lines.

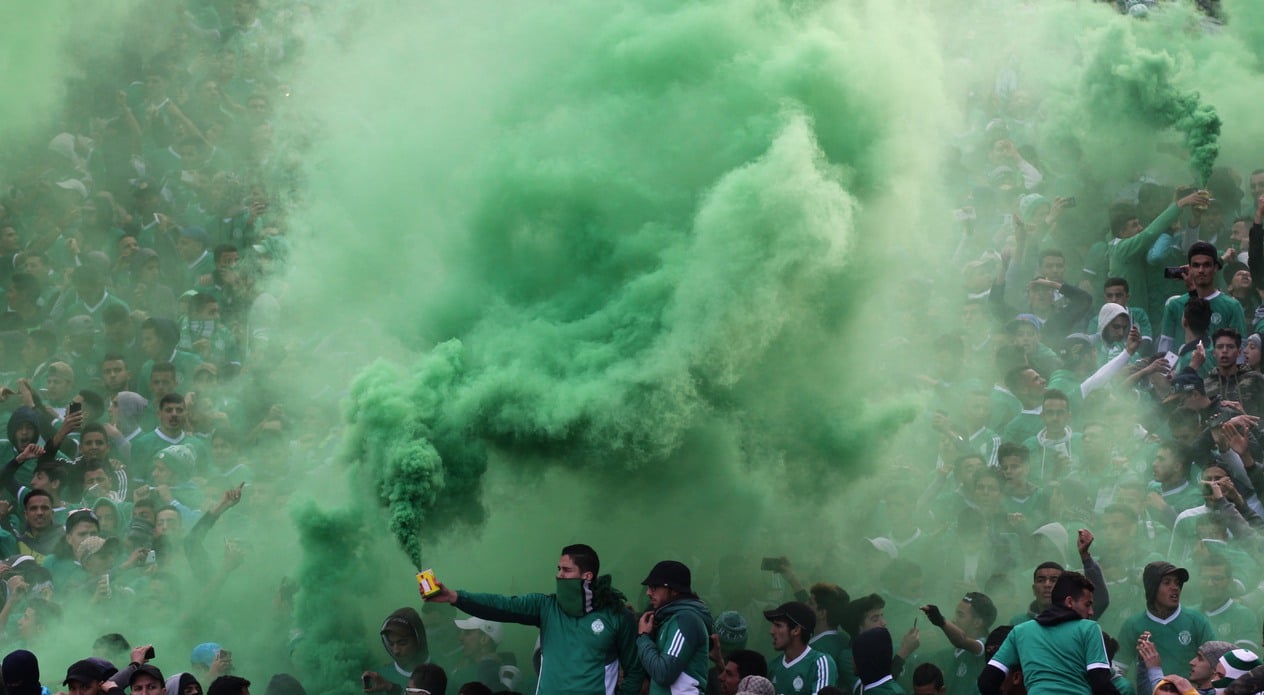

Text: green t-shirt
xmin=989 ymin=617 xmax=1111 ymax=695
xmin=808 ymin=631 xmax=853 ymax=694
xmin=1001 ymin=412 xmax=1044 ymax=446
xmin=933 ymin=642 xmax=984 ymax=695
xmin=767 ymin=647 xmax=837 ymax=695
xmin=1147 ymin=480 xmax=1203 ymax=517
xmin=1203 ymin=599 xmax=1259 ymax=646
xmin=861 ymin=678 xmax=905 ymax=695
xmin=128 ymin=430 xmax=214 ymax=483
xmin=1116 ymin=607 xmax=1214 ymax=691
xmin=1160 ymin=291 xmax=1246 ymax=351
xmin=989 ymin=388 xmax=1022 ymax=433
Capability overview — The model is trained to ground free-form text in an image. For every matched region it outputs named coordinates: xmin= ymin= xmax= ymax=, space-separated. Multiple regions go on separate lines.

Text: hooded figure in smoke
xmin=375 ymin=607 xmax=430 ymax=690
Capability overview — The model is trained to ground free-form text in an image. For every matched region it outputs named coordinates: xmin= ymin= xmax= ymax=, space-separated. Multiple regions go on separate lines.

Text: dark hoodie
xmin=2 ymin=408 xmax=44 ymax=491
xmin=0 ymin=406 xmax=71 ymax=495
xmin=378 ymin=607 xmax=429 ymax=689
xmin=1142 ymin=561 xmax=1188 ymax=609
xmin=853 ymin=627 xmax=894 ymax=686
xmin=1034 ymin=604 xmax=1082 ymax=627
xmin=637 ymin=596 xmax=715 ymax=695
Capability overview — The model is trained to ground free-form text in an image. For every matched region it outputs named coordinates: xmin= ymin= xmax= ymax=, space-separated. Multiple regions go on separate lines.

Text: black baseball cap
xmin=641 ymin=561 xmax=693 ymax=594
xmin=128 ymin=664 xmax=164 ymax=687
xmin=1163 ymin=372 xmax=1206 ymax=404
xmin=63 ymin=659 xmax=109 ymax=686
xmin=764 ymin=602 xmax=816 ymax=634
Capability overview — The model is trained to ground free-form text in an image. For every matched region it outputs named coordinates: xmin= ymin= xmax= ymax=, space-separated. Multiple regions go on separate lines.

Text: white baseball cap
xmin=454 ymin=617 xmax=503 ymax=644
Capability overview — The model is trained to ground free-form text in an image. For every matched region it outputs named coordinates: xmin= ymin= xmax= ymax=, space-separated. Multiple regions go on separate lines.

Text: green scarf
xmin=556 ymin=575 xmax=627 ymax=617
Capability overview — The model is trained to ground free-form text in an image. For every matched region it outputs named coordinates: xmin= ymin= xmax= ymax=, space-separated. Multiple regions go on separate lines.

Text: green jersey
xmin=127 ymin=430 xmax=214 ymax=484
xmin=862 ymin=677 xmax=905 ymax=695
xmin=636 ymin=597 xmax=713 ymax=695
xmin=1116 ymin=607 xmax=1214 ymax=693
xmin=1107 ymin=203 xmax=1183 ymax=326
xmin=1203 ymin=599 xmax=1258 ymax=646
xmin=767 ymin=647 xmax=836 ymax=695
xmin=808 ymin=631 xmax=854 ymax=694
xmin=933 ymin=642 xmax=984 ymax=695
xmin=456 ymin=587 xmax=644 ymax=695
xmin=989 ymin=615 xmax=1111 ymax=695
xmin=1159 ymin=291 xmax=1246 ymax=354
xmin=1001 ymin=411 xmax=1043 ymax=446
xmin=1147 ymin=480 xmax=1203 ymax=517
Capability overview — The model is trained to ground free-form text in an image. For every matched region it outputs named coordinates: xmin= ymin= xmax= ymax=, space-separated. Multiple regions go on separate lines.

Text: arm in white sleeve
xmin=1080 ymin=346 xmax=1133 ymax=399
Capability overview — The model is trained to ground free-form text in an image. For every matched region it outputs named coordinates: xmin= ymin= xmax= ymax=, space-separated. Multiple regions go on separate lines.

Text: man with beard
xmin=636 ymin=561 xmax=715 ymax=695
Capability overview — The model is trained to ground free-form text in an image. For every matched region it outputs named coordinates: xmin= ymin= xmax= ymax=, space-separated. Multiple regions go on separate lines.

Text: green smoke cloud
xmin=299 ymin=0 xmax=943 ymax=573
xmin=1078 ymin=23 xmax=1222 ymax=185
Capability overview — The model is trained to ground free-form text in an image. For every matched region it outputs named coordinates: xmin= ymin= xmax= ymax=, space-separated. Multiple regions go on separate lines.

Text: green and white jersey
xmin=861 ymin=676 xmax=905 ymax=695
xmin=1168 ymin=505 xmax=1210 ymax=561
xmin=1117 ymin=607 xmax=1214 ymax=690
xmin=1147 ymin=480 xmax=1203 ymax=516
xmin=128 ymin=429 xmax=214 ymax=483
xmin=1001 ymin=411 xmax=1043 ymax=446
xmin=968 ymin=428 xmax=1002 ymax=468
xmin=767 ymin=647 xmax=836 ymax=695
xmin=1159 ymin=291 xmax=1246 ymax=354
xmin=933 ymin=642 xmax=984 ymax=695
xmin=808 ymin=631 xmax=853 ymax=694
xmin=1204 ymin=599 xmax=1258 ymax=647
xmin=989 ymin=617 xmax=1111 ymax=695
xmin=989 ymin=387 xmax=1022 ymax=433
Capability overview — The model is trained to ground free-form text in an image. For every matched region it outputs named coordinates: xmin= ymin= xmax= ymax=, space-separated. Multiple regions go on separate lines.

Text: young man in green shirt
xmin=805 ymin=583 xmax=854 ymax=694
xmin=765 ymin=602 xmax=836 ymax=695
xmin=1157 ymin=242 xmax=1247 ymax=356
xmin=1106 ymin=190 xmax=1208 ymax=325
xmin=1196 ymin=554 xmax=1258 ymax=647
xmin=920 ymin=593 xmax=996 ymax=695
xmin=427 ymin=544 xmax=645 ymax=695
xmin=636 ymin=560 xmax=714 ymax=695
xmin=1116 ymin=562 xmax=1214 ymax=695
xmin=979 ymin=571 xmax=1117 ymax=695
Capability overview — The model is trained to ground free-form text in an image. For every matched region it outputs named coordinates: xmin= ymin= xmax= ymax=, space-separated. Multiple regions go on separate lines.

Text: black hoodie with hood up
xmin=378 ymin=607 xmax=430 ymax=689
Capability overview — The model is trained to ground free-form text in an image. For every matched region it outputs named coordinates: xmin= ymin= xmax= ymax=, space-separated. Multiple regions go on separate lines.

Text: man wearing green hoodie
xmin=1107 ymin=190 xmax=1209 ymax=326
xmin=636 ymin=560 xmax=714 ymax=695
xmin=427 ymin=543 xmax=645 ymax=695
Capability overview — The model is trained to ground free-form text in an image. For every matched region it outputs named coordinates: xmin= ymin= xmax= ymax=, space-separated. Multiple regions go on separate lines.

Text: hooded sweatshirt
xmin=853 ymin=627 xmax=896 ymax=692
xmin=1096 ymin=303 xmax=1132 ymax=365
xmin=3 ymin=407 xmax=44 ymax=487
xmin=456 ymin=575 xmax=646 ymax=695
xmin=636 ymin=596 xmax=715 ymax=695
xmin=378 ymin=607 xmax=429 ymax=689
xmin=165 ymin=672 xmax=202 ymax=695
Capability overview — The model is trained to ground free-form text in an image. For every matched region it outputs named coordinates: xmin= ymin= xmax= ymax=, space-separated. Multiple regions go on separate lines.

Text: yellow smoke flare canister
xmin=417 ymin=569 xmax=441 ymax=597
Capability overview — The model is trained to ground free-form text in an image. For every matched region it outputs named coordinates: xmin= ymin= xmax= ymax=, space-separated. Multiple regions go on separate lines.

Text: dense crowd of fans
xmin=3 ymin=1 xmax=1264 ymax=695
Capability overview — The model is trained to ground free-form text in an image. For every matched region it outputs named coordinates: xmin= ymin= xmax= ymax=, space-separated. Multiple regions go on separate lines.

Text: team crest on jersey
xmin=1179 ymin=630 xmax=1192 ymax=645
xmin=591 ymin=619 xmax=605 ymax=634
xmin=957 ymin=663 xmax=968 ymax=677
xmin=793 ymin=677 xmax=804 ymax=691
xmin=1212 ymin=315 xmax=1223 ymax=325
